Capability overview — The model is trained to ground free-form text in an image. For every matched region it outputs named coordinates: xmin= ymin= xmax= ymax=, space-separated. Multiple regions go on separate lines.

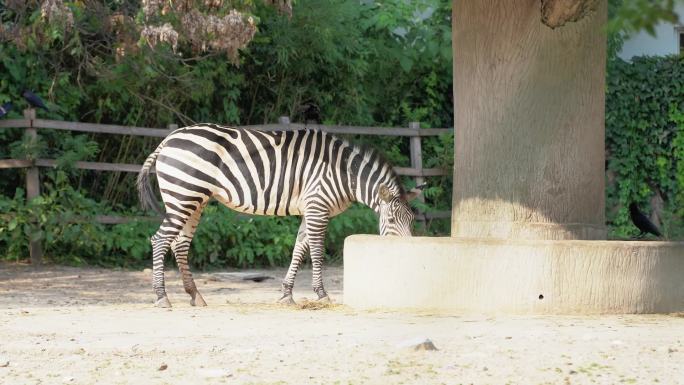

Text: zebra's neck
xmin=345 ymin=146 xmax=401 ymax=213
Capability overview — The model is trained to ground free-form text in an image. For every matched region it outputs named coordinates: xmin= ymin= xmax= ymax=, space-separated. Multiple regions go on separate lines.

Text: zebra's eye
xmin=387 ymin=218 xmax=395 ymax=224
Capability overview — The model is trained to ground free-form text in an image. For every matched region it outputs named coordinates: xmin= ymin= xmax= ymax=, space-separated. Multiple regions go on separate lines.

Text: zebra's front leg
xmin=171 ymin=209 xmax=207 ymax=307
xmin=278 ymin=220 xmax=309 ymax=305
xmin=304 ymin=210 xmax=330 ymax=302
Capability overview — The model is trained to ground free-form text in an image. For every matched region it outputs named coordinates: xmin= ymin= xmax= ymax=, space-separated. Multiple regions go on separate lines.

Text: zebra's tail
xmin=137 ymin=142 xmax=166 ymax=216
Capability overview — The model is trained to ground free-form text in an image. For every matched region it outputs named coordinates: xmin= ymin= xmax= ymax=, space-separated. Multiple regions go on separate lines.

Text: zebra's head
xmin=377 ymin=183 xmax=423 ymax=236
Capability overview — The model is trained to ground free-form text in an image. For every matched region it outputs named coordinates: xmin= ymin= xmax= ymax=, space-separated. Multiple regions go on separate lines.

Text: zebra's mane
xmin=336 ymin=134 xmax=406 ymax=197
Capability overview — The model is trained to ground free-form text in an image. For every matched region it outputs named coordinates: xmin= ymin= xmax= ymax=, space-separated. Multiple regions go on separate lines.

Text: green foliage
xmin=417 ymin=133 xmax=453 ymax=234
xmin=191 ymin=204 xmax=298 ymax=269
xmin=241 ymin=0 xmax=452 ymax=127
xmin=0 ymin=185 xmax=377 ymax=268
xmin=53 ymin=134 xmax=100 ymax=168
xmin=608 ymin=0 xmax=681 ymax=37
xmin=9 ymin=133 xmax=46 ymax=161
xmin=607 ymin=0 xmax=626 ymax=61
xmin=0 ymin=171 xmax=107 ymax=263
xmin=606 ymin=56 xmax=684 ymax=239
xmin=354 ymin=0 xmax=452 ymax=129
xmin=669 ymin=105 xmax=684 ymax=219
xmin=0 ymin=0 xmax=453 ymax=268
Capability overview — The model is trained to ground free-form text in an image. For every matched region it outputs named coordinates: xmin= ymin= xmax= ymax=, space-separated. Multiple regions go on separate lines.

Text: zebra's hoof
xmin=155 ymin=296 xmax=172 ymax=308
xmin=316 ymin=295 xmax=331 ymax=303
xmin=277 ymin=295 xmax=297 ymax=306
xmin=191 ymin=293 xmax=207 ymax=307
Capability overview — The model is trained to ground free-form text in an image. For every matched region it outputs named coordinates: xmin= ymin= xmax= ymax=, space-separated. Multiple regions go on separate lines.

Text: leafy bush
xmin=0 ymin=186 xmax=382 ymax=269
xmin=606 ymin=55 xmax=684 ymax=239
xmin=0 ymin=174 xmax=109 ymax=264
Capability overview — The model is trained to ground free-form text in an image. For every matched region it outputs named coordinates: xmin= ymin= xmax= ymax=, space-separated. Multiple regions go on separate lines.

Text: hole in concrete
xmin=538 ymin=294 xmax=544 ymax=300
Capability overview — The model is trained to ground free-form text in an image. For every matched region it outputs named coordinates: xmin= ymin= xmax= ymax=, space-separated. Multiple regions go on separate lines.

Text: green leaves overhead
xmin=608 ymin=0 xmax=681 ymax=37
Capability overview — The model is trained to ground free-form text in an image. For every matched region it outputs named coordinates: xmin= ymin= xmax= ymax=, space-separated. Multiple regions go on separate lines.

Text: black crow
xmin=22 ymin=90 xmax=49 ymax=110
xmin=0 ymin=102 xmax=12 ymax=118
xmin=629 ymin=202 xmax=662 ymax=238
xmin=299 ymin=101 xmax=321 ymax=124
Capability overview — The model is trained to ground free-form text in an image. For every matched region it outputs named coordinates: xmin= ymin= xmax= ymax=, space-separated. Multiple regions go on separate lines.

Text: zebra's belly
xmin=213 ymin=191 xmax=304 ymax=217
xmin=329 ymin=201 xmax=352 ymax=217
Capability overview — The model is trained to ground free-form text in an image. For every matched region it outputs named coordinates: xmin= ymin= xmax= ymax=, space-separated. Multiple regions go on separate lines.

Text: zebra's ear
xmin=378 ymin=184 xmax=392 ymax=202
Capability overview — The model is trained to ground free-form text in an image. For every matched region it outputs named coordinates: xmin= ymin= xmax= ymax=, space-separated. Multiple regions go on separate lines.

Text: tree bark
xmin=541 ymin=0 xmax=599 ymax=28
xmin=451 ymin=0 xmax=607 ymax=240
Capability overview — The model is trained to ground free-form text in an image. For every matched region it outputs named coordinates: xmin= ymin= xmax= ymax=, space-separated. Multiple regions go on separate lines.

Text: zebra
xmin=137 ymin=123 xmax=423 ymax=307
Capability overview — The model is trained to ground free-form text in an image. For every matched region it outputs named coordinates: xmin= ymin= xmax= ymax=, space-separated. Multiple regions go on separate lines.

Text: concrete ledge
xmin=451 ymin=220 xmax=608 ymax=240
xmin=343 ymin=235 xmax=684 ymax=314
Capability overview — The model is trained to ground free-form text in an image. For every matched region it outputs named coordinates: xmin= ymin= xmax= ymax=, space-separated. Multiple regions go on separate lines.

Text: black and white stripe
xmin=137 ymin=123 xmax=421 ymax=307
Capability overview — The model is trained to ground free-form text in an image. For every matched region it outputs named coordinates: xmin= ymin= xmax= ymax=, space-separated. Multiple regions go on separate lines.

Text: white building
xmin=618 ymin=4 xmax=684 ymax=60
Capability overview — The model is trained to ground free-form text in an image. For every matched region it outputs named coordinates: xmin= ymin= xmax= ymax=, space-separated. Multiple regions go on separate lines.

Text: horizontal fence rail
xmin=0 ymin=159 xmax=446 ymax=177
xmin=1 ymin=110 xmax=453 ymax=264
xmin=0 ymin=159 xmax=143 ymax=173
xmin=0 ymin=118 xmax=453 ymax=137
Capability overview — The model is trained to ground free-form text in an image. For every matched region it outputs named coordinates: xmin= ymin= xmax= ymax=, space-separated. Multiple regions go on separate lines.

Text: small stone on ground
xmin=398 ymin=337 xmax=439 ymax=351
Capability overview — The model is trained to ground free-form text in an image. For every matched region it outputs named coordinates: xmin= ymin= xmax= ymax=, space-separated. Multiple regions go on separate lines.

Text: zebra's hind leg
xmin=278 ymin=220 xmax=309 ymax=305
xmin=304 ymin=209 xmax=331 ymax=302
xmin=171 ymin=207 xmax=207 ymax=307
xmin=151 ymin=217 xmax=182 ymax=308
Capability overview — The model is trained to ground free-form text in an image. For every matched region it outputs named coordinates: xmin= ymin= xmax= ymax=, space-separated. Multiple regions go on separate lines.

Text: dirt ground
xmin=1 ymin=262 xmax=684 ymax=385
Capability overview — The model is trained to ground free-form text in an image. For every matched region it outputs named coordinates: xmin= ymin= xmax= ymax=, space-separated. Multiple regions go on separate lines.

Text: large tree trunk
xmin=451 ymin=0 xmax=607 ymax=240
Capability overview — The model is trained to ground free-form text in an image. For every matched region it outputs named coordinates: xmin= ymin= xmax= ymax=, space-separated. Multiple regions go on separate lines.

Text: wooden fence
xmin=0 ymin=109 xmax=452 ymax=264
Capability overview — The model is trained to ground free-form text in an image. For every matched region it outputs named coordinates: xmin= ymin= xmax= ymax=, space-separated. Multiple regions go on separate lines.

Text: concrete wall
xmin=618 ymin=4 xmax=684 ymax=60
xmin=344 ymin=235 xmax=684 ymax=314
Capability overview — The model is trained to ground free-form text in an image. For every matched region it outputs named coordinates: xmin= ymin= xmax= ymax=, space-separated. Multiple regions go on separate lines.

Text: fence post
xmin=409 ymin=121 xmax=426 ymax=227
xmin=24 ymin=108 xmax=43 ymax=266
xmin=167 ymin=123 xmax=178 ymax=134
xmin=409 ymin=122 xmax=425 ymax=194
xmin=278 ymin=116 xmax=291 ymax=130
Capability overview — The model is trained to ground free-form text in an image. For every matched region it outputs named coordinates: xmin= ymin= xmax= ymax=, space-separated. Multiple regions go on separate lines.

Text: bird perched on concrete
xmin=0 ymin=102 xmax=12 ymax=118
xmin=22 ymin=90 xmax=49 ymax=110
xmin=629 ymin=202 xmax=662 ymax=238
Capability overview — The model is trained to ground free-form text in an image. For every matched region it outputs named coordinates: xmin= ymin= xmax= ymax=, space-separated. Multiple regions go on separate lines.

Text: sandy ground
xmin=1 ymin=262 xmax=684 ymax=385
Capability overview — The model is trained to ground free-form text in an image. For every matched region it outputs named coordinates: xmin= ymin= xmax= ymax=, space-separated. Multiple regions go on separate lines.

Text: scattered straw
xmin=297 ymin=299 xmax=339 ymax=311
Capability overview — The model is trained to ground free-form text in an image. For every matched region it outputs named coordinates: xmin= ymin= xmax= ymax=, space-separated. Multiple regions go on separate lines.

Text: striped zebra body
xmin=137 ymin=123 xmax=420 ymax=307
